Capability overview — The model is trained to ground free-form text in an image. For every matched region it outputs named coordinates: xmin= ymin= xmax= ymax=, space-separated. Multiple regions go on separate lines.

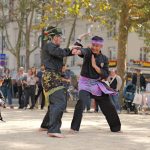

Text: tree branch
xmin=29 ymin=46 xmax=39 ymax=54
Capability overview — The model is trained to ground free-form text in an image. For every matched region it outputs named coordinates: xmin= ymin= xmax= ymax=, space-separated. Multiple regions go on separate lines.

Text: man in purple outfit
xmin=70 ymin=36 xmax=121 ymax=133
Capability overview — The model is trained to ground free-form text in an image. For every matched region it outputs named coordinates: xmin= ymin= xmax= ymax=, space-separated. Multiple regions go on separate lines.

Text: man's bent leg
xmin=95 ymin=94 xmax=121 ymax=132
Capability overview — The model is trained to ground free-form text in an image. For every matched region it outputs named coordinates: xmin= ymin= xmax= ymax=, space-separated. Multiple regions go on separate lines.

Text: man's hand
xmin=72 ymin=49 xmax=82 ymax=55
xmin=91 ymin=55 xmax=101 ymax=74
xmin=72 ymin=49 xmax=78 ymax=55
xmin=91 ymin=55 xmax=97 ymax=68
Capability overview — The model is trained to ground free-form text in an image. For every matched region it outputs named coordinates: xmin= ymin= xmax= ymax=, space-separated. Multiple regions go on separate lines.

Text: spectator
xmin=35 ymin=64 xmax=46 ymax=110
xmin=1 ymin=68 xmax=13 ymax=109
xmin=61 ymin=65 xmax=72 ymax=112
xmin=16 ymin=67 xmax=26 ymax=109
xmin=23 ymin=68 xmax=37 ymax=109
xmin=108 ymin=69 xmax=122 ymax=113
xmin=132 ymin=69 xmax=146 ymax=92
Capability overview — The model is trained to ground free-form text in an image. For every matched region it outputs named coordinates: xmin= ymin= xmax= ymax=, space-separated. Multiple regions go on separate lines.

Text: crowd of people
xmin=0 ymin=65 xmax=46 ymax=110
xmin=1 ymin=63 xmax=149 ymax=114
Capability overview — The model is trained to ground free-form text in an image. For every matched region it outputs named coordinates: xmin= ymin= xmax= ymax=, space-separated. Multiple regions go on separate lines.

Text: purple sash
xmin=79 ymin=76 xmax=116 ymax=96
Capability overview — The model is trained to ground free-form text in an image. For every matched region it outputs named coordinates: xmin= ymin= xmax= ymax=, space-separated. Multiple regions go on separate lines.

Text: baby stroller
xmin=123 ymin=83 xmax=139 ymax=114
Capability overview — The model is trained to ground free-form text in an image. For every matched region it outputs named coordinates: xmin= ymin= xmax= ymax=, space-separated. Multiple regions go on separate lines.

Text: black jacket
xmin=132 ymin=74 xmax=146 ymax=89
xmin=43 ymin=42 xmax=72 ymax=72
xmin=80 ymin=48 xmax=109 ymax=79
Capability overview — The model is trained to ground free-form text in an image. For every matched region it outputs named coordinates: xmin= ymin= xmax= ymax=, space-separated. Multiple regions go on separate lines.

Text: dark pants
xmin=41 ymin=106 xmax=49 ymax=129
xmin=18 ymin=86 xmax=24 ymax=108
xmin=24 ymin=85 xmax=35 ymax=108
xmin=71 ymin=90 xmax=121 ymax=132
xmin=35 ymin=85 xmax=45 ymax=109
xmin=1 ymin=86 xmax=12 ymax=105
xmin=83 ymin=98 xmax=91 ymax=111
xmin=41 ymin=89 xmax=66 ymax=133
xmin=95 ymin=100 xmax=99 ymax=112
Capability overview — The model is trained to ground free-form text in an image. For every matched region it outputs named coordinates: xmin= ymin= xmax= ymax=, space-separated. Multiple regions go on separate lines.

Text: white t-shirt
xmin=146 ymin=83 xmax=150 ymax=92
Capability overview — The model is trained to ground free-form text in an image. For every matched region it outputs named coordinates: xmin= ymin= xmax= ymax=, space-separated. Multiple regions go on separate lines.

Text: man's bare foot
xmin=38 ymin=128 xmax=48 ymax=132
xmin=47 ymin=133 xmax=65 ymax=138
xmin=69 ymin=129 xmax=79 ymax=134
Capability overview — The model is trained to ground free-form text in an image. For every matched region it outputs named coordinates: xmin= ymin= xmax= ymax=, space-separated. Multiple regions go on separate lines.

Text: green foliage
xmin=107 ymin=0 xmax=150 ymax=45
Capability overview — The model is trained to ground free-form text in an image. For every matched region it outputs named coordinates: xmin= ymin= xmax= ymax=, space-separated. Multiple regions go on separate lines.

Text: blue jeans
xmin=110 ymin=93 xmax=120 ymax=111
xmin=1 ymin=86 xmax=12 ymax=105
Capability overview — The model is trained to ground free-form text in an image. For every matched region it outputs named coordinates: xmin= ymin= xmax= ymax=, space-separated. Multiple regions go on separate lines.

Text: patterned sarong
xmin=79 ymin=76 xmax=116 ymax=96
xmin=42 ymin=71 xmax=64 ymax=106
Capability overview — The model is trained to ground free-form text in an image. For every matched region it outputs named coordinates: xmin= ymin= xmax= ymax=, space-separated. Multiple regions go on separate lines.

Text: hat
xmin=43 ymin=26 xmax=62 ymax=40
xmin=49 ymin=27 xmax=62 ymax=36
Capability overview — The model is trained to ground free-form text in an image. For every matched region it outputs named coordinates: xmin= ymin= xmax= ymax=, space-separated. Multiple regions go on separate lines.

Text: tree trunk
xmin=25 ymin=31 xmax=30 ymax=71
xmin=117 ymin=2 xmax=130 ymax=104
xmin=26 ymin=50 xmax=30 ymax=71
xmin=16 ymin=27 xmax=23 ymax=70
xmin=16 ymin=51 xmax=20 ymax=71
xmin=41 ymin=29 xmax=47 ymax=64
xmin=64 ymin=16 xmax=77 ymax=65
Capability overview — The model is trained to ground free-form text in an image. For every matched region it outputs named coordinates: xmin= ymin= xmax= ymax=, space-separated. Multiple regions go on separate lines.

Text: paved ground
xmin=0 ymin=108 xmax=150 ymax=150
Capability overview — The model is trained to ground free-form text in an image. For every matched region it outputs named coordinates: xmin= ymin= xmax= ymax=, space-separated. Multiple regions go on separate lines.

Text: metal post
xmin=1 ymin=27 xmax=4 ymax=54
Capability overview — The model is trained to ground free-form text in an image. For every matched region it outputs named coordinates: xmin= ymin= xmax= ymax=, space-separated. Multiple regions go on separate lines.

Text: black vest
xmin=110 ymin=77 xmax=117 ymax=90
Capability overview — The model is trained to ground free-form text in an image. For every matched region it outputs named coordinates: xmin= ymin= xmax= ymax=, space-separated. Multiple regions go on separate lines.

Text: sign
xmin=133 ymin=60 xmax=150 ymax=67
xmin=0 ymin=54 xmax=6 ymax=66
xmin=142 ymin=62 xmax=150 ymax=67
xmin=109 ymin=60 xmax=117 ymax=67
xmin=0 ymin=54 xmax=6 ymax=59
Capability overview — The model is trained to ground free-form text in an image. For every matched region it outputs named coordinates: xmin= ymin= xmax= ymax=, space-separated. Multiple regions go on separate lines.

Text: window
xmin=107 ymin=21 xmax=116 ymax=39
xmin=20 ymin=55 xmax=25 ymax=67
xmin=139 ymin=47 xmax=150 ymax=61
xmin=2 ymin=0 xmax=9 ymax=7
xmin=21 ymin=35 xmax=26 ymax=47
xmin=108 ymin=47 xmax=117 ymax=60
xmin=34 ymin=53 xmax=41 ymax=68
xmin=34 ymin=11 xmax=41 ymax=24
xmin=9 ymin=0 xmax=15 ymax=21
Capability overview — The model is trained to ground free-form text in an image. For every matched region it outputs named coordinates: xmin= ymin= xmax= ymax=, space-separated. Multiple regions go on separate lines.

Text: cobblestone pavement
xmin=0 ymin=108 xmax=150 ymax=150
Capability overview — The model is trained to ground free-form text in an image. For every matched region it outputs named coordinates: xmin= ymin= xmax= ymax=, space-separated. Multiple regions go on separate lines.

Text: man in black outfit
xmin=39 ymin=26 xmax=78 ymax=138
xmin=70 ymin=36 xmax=121 ymax=133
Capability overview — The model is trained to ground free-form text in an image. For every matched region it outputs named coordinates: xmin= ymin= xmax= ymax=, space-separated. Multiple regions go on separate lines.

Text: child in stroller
xmin=123 ymin=83 xmax=139 ymax=114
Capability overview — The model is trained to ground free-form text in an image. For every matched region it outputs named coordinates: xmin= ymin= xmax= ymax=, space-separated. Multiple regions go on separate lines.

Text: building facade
xmin=0 ymin=0 xmax=149 ymax=73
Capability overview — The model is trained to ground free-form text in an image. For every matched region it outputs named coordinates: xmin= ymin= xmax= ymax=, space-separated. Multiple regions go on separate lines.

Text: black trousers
xmin=71 ymin=90 xmax=121 ymax=132
xmin=18 ymin=86 xmax=24 ymax=108
xmin=40 ymin=89 xmax=66 ymax=133
xmin=41 ymin=106 xmax=49 ymax=129
xmin=35 ymin=85 xmax=45 ymax=109
xmin=24 ymin=85 xmax=35 ymax=108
